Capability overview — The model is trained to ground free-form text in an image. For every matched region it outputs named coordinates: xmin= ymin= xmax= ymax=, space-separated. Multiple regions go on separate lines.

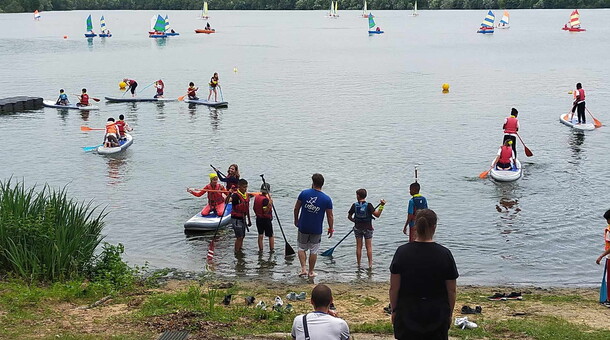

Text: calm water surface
xmin=1 ymin=9 xmax=609 ymax=286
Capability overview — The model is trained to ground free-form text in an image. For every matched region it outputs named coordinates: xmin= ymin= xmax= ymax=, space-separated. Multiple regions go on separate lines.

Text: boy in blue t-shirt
xmin=403 ymin=182 xmax=427 ymax=242
xmin=56 ymin=89 xmax=69 ymax=105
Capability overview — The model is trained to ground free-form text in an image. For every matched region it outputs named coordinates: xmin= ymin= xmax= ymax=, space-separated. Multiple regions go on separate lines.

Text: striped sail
xmin=569 ymin=9 xmax=581 ymax=27
xmin=153 ymin=15 xmax=166 ymax=32
xmin=368 ymin=14 xmax=375 ymax=29
xmin=164 ymin=15 xmax=171 ymax=31
xmin=86 ymin=14 xmax=93 ymax=32
xmin=481 ymin=10 xmax=495 ymax=28
xmin=100 ymin=16 xmax=107 ymax=31
xmin=499 ymin=10 xmax=509 ymax=25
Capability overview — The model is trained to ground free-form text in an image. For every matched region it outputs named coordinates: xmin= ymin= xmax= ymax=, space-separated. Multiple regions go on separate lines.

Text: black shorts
xmin=256 ymin=217 xmax=273 ymax=237
xmin=130 ymin=82 xmax=138 ymax=94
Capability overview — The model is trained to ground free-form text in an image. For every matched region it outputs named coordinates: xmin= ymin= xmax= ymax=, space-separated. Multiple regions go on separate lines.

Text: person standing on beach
xmin=403 ymin=182 xmax=427 ymax=242
xmin=294 ymin=173 xmax=334 ymax=278
xmin=347 ymin=188 xmax=385 ymax=269
xmin=502 ymin=108 xmax=519 ymax=157
xmin=595 ymin=209 xmax=610 ymax=305
xmin=291 ymin=284 xmax=350 ymax=340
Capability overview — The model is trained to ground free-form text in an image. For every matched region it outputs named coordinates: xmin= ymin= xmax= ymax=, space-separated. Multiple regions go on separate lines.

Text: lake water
xmin=1 ymin=9 xmax=609 ymax=287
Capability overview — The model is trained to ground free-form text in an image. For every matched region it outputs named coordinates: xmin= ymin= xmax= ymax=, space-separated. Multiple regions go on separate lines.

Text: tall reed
xmin=0 ymin=179 xmax=106 ymax=282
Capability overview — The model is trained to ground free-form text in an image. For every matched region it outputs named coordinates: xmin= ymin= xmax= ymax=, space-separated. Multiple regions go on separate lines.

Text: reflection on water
xmin=209 ymin=108 xmax=223 ymax=130
xmin=568 ymin=131 xmax=585 ymax=161
xmin=86 ymin=37 xmax=93 ymax=49
xmin=106 ymin=156 xmax=127 ymax=185
xmin=80 ymin=111 xmax=89 ymax=121
xmin=493 ymin=182 xmax=521 ymax=236
xmin=154 ymin=38 xmax=167 ymax=47
xmin=234 ymin=251 xmax=247 ymax=275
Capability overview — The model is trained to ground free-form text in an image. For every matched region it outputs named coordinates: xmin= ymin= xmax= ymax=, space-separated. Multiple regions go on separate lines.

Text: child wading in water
xmin=187 ymin=173 xmax=227 ymax=216
xmin=348 ymin=189 xmax=385 ymax=269
xmin=403 ymin=182 xmax=427 ymax=242
xmin=253 ymin=183 xmax=274 ymax=252
xmin=595 ymin=209 xmax=610 ymax=306
xmin=227 ymin=179 xmax=253 ymax=253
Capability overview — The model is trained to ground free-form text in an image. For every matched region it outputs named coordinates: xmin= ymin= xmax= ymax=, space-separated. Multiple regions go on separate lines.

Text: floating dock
xmin=0 ymin=96 xmax=44 ymax=112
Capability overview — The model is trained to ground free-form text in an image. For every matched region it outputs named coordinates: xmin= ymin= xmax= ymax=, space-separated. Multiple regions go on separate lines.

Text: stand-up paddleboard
xmin=490 ymin=159 xmax=522 ymax=182
xmin=559 ymin=113 xmax=595 ymax=131
xmin=184 ymin=203 xmax=232 ymax=231
xmin=97 ymin=133 xmax=133 ymax=154
xmin=184 ymin=99 xmax=228 ymax=107
xmin=43 ymin=100 xmax=99 ymax=110
xmin=105 ymin=97 xmax=175 ymax=103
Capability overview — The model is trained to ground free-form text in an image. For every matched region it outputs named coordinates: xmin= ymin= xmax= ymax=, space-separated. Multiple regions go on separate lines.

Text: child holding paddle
xmin=187 ymin=173 xmax=227 ymax=216
xmin=114 ymin=114 xmax=132 ymax=141
xmin=254 ymin=183 xmax=274 ymax=252
xmin=76 ymin=88 xmax=89 ymax=107
xmin=347 ymin=189 xmax=385 ymax=269
xmin=215 ymin=164 xmax=240 ymax=192
xmin=208 ymin=72 xmax=219 ymax=102
xmin=595 ymin=209 xmax=610 ymax=306
xmin=502 ymin=108 xmax=519 ymax=157
xmin=154 ymin=79 xmax=164 ymax=98
xmin=227 ymin=179 xmax=253 ymax=253
xmin=403 ymin=182 xmax=427 ymax=242
xmin=123 ymin=78 xmax=138 ymax=97
xmin=187 ymin=82 xmax=199 ymax=100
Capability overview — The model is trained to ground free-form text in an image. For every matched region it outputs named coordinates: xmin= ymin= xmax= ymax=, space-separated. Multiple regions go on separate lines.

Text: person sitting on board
xmin=56 ymin=89 xmax=69 ymax=105
xmin=493 ymin=140 xmax=515 ymax=170
xmin=123 ymin=78 xmax=138 ymax=98
xmin=376 ymin=26 xmax=381 ymax=31
xmin=103 ymin=117 xmax=120 ymax=148
xmin=227 ymin=178 xmax=254 ymax=253
xmin=187 ymin=173 xmax=227 ymax=217
xmin=403 ymin=182 xmax=427 ymax=242
xmin=502 ymin=108 xmax=519 ymax=157
xmin=187 ymin=82 xmax=199 ymax=100
xmin=208 ymin=72 xmax=220 ymax=102
xmin=571 ymin=82 xmax=586 ymax=124
xmin=76 ymin=88 xmax=90 ymax=107
xmin=216 ymin=164 xmax=240 ymax=192
xmin=347 ymin=188 xmax=385 ymax=269
xmin=170 ymin=29 xmax=175 ymax=34
xmin=154 ymin=79 xmax=164 ymax=98
xmin=254 ymin=183 xmax=274 ymax=253
xmin=114 ymin=114 xmax=132 ymax=141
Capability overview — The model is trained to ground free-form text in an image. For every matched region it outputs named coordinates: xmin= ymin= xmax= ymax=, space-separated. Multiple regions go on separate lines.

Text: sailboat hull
xmin=165 ymin=32 xmax=180 ymax=36
xmin=477 ymin=28 xmax=494 ymax=34
xmin=195 ymin=29 xmax=216 ymax=34
xmin=562 ymin=27 xmax=586 ymax=32
xmin=496 ymin=25 xmax=510 ymax=29
xmin=368 ymin=31 xmax=384 ymax=34
xmin=84 ymin=33 xmax=97 ymax=38
xmin=99 ymin=33 xmax=112 ymax=37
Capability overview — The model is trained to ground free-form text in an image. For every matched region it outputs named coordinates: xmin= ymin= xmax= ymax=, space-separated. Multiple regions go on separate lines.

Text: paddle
xmin=515 ymin=133 xmax=533 ymax=157
xmin=82 ymin=144 xmax=102 ymax=152
xmin=177 ymin=93 xmax=188 ymax=101
xmin=479 ymin=166 xmax=492 ymax=179
xmin=80 ymin=126 xmax=104 ymax=131
xmin=72 ymin=94 xmax=100 ymax=102
xmin=210 ymin=164 xmax=226 ymax=177
xmin=207 ymin=202 xmax=230 ymax=262
xmin=260 ymin=174 xmax=296 ymax=257
xmin=600 ymin=259 xmax=608 ymax=303
xmin=321 ymin=203 xmax=382 ymax=257
xmin=585 ymin=108 xmax=603 ymax=128
xmin=219 ymin=85 xmax=224 ymax=102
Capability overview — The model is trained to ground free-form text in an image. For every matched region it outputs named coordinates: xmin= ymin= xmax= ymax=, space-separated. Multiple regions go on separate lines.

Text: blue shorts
xmin=354 ymin=228 xmax=373 ymax=240
xmin=231 ymin=218 xmax=247 ymax=238
xmin=209 ymin=86 xmax=217 ymax=91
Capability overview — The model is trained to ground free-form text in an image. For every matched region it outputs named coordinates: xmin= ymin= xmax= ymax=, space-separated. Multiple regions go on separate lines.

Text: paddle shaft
xmin=219 ymin=85 xmax=224 ymax=102
xmin=585 ymin=107 xmax=603 ymax=127
xmin=515 ymin=132 xmax=533 ymax=157
xmin=72 ymin=94 xmax=100 ymax=102
xmin=210 ymin=164 xmax=226 ymax=177
xmin=322 ymin=203 xmax=382 ymax=256
xmin=260 ymin=174 xmax=296 ymax=256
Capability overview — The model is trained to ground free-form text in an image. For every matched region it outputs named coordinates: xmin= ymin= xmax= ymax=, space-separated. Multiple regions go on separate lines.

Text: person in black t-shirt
xmin=347 ymin=188 xmax=385 ymax=269
xmin=389 ymin=209 xmax=458 ymax=340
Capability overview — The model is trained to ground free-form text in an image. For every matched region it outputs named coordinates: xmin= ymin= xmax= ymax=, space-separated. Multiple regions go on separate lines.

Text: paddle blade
xmin=207 ymin=239 xmax=215 ymax=262
xmin=594 ymin=118 xmax=602 ymax=128
xmin=478 ymin=169 xmax=490 ymax=179
xmin=285 ymin=242 xmax=296 ymax=256
xmin=82 ymin=144 xmax=102 ymax=152
xmin=81 ymin=126 xmax=104 ymax=131
xmin=178 ymin=95 xmax=186 ymax=101
xmin=91 ymin=97 xmax=101 ymax=102
xmin=524 ymin=147 xmax=533 ymax=157
xmin=320 ymin=247 xmax=334 ymax=257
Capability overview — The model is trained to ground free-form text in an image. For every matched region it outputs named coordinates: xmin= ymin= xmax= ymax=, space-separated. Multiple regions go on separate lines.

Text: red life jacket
xmin=231 ymin=192 xmax=250 ymax=218
xmin=575 ymin=88 xmax=585 ymax=102
xmin=504 ymin=116 xmax=518 ymax=134
xmin=80 ymin=94 xmax=89 ymax=105
xmin=499 ymin=145 xmax=513 ymax=164
xmin=205 ymin=183 xmax=225 ymax=205
xmin=253 ymin=194 xmax=273 ymax=219
xmin=115 ymin=120 xmax=126 ymax=135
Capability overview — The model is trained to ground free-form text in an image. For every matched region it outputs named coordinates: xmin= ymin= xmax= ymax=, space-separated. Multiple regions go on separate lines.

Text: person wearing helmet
xmin=187 ymin=172 xmax=227 ymax=216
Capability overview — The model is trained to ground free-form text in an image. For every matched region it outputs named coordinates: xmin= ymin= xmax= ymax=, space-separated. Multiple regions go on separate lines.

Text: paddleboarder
xmin=492 ymin=140 xmax=515 ymax=170
xmin=595 ymin=209 xmax=610 ymax=305
xmin=208 ymin=72 xmax=219 ymax=102
xmin=253 ymin=183 xmax=274 ymax=252
xmin=216 ymin=164 xmax=240 ymax=192
xmin=502 ymin=108 xmax=519 ymax=157
xmin=154 ymin=79 xmax=164 ymax=98
xmin=123 ymin=78 xmax=138 ymax=97
xmin=187 ymin=173 xmax=227 ymax=217
xmin=403 ymin=182 xmax=427 ymax=242
xmin=55 ymin=89 xmax=69 ymax=105
xmin=76 ymin=88 xmax=89 ymax=107
xmin=114 ymin=114 xmax=132 ymax=141
xmin=347 ymin=189 xmax=385 ymax=269
xmin=103 ymin=117 xmax=119 ymax=148
xmin=294 ymin=173 xmax=334 ymax=278
xmin=572 ymin=83 xmax=586 ymax=124
xmin=187 ymin=82 xmax=199 ymax=100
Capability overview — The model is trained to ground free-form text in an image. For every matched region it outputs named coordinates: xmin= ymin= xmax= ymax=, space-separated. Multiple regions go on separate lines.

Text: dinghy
xmin=562 ymin=9 xmax=586 ymax=32
xmin=195 ymin=29 xmax=216 ymax=34
xmin=97 ymin=134 xmax=133 ymax=155
xmin=368 ymin=13 xmax=384 ymax=34
xmin=164 ymin=15 xmax=179 ymax=36
xmin=411 ymin=1 xmax=419 ymax=17
xmin=184 ymin=203 xmax=232 ymax=231
xmin=497 ymin=10 xmax=509 ymax=29
xmin=477 ymin=10 xmax=495 ymax=34
xmin=84 ymin=15 xmax=97 ymax=38
xmin=149 ymin=15 xmax=167 ymax=38
xmin=99 ymin=16 xmax=112 ymax=37
xmin=490 ymin=159 xmax=522 ymax=182
xmin=559 ymin=113 xmax=595 ymax=131
xmin=43 ymin=100 xmax=99 ymax=110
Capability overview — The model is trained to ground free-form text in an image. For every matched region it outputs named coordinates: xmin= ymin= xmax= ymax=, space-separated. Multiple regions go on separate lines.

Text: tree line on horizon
xmin=1 ymin=0 xmax=609 ymax=13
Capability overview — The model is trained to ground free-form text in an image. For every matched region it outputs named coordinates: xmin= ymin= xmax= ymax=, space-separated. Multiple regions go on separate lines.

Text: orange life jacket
xmin=105 ymin=122 xmax=118 ymax=135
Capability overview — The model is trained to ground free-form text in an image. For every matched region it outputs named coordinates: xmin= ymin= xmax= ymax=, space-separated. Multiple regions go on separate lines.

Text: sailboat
xmin=477 ymin=10 xmax=495 ymax=34
xmin=497 ymin=10 xmax=509 ymax=28
xmin=149 ymin=15 xmax=167 ymax=38
xmin=368 ymin=13 xmax=383 ymax=34
xmin=164 ymin=15 xmax=179 ymax=36
xmin=99 ymin=16 xmax=112 ymax=37
xmin=362 ymin=1 xmax=368 ymax=18
xmin=201 ymin=2 xmax=209 ymax=19
xmin=34 ymin=10 xmax=41 ymax=20
xmin=328 ymin=1 xmax=339 ymax=18
xmin=562 ymin=9 xmax=586 ymax=32
xmin=84 ymin=15 xmax=97 ymax=38
xmin=411 ymin=1 xmax=419 ymax=17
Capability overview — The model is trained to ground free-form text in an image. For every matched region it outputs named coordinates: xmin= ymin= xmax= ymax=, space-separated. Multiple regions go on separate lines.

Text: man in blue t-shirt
xmin=294 ymin=173 xmax=334 ymax=278
xmin=403 ymin=182 xmax=428 ymax=242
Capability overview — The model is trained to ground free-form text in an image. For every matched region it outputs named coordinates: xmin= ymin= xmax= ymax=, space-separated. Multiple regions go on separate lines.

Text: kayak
xmin=184 ymin=203 xmax=233 ymax=231
xmin=559 ymin=113 xmax=595 ymax=131
xmin=368 ymin=30 xmax=384 ymax=34
xmin=490 ymin=159 xmax=522 ymax=182
xmin=43 ymin=100 xmax=99 ymax=110
xmin=195 ymin=29 xmax=216 ymax=34
xmin=97 ymin=133 xmax=133 ymax=155
xmin=184 ymin=99 xmax=228 ymax=107
xmin=105 ymin=97 xmax=176 ymax=103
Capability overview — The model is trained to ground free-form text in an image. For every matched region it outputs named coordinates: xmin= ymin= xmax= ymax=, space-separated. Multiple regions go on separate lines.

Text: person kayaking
xmin=76 ymin=88 xmax=90 ymax=107
xmin=154 ymin=79 xmax=164 ymax=98
xmin=187 ymin=173 xmax=227 ymax=217
xmin=114 ymin=114 xmax=132 ymax=141
xmin=103 ymin=117 xmax=120 ymax=148
xmin=123 ymin=78 xmax=138 ymax=97
xmin=187 ymin=82 xmax=199 ymax=100
xmin=56 ymin=89 xmax=69 ymax=105
xmin=572 ymin=82 xmax=586 ymax=124
xmin=208 ymin=72 xmax=219 ymax=102
xmin=493 ymin=140 xmax=515 ymax=170
xmin=502 ymin=108 xmax=519 ymax=157
xmin=216 ymin=164 xmax=240 ymax=192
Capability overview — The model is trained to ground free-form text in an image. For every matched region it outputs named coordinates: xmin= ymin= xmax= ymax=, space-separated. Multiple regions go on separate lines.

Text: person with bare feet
xmin=294 ymin=173 xmax=333 ymax=278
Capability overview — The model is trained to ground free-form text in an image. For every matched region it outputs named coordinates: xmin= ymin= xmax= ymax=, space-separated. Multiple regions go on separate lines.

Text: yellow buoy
xmin=119 ymin=81 xmax=127 ymax=89
xmin=568 ymin=91 xmax=573 ymax=94
xmin=442 ymin=83 xmax=450 ymax=91
xmin=233 ymin=67 xmax=238 ymax=73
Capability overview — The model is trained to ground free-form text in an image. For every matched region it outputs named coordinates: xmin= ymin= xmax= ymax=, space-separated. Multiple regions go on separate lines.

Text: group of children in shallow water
xmin=55 ymin=88 xmax=91 ymax=107
xmin=103 ymin=115 xmax=132 ymax=148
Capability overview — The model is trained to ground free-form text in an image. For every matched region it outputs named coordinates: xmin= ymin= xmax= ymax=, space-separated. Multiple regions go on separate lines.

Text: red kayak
xmin=195 ymin=29 xmax=216 ymax=34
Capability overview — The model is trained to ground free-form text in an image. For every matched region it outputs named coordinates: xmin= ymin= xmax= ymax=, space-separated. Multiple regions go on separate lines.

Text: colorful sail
xmin=569 ymin=9 xmax=581 ymax=27
xmin=481 ymin=10 xmax=495 ymax=28
xmin=499 ymin=10 xmax=509 ymax=25
xmin=164 ymin=15 xmax=171 ymax=31
xmin=100 ymin=16 xmax=107 ymax=31
xmin=153 ymin=15 xmax=166 ymax=32
xmin=86 ymin=14 xmax=93 ymax=32
xmin=368 ymin=14 xmax=375 ymax=29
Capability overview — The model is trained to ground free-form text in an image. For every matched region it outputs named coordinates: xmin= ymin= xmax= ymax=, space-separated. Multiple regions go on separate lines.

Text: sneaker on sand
xmin=475 ymin=305 xmax=483 ymax=314
xmin=461 ymin=305 xmax=476 ymax=314
xmin=222 ymin=294 xmax=232 ymax=306
xmin=286 ymin=292 xmax=297 ymax=301
xmin=274 ymin=296 xmax=284 ymax=308
xmin=296 ymin=292 xmax=307 ymax=300
xmin=487 ymin=292 xmax=507 ymax=301
xmin=455 ymin=317 xmax=478 ymax=329
xmin=284 ymin=303 xmax=294 ymax=312
xmin=506 ymin=292 xmax=523 ymax=300
xmin=256 ymin=301 xmax=267 ymax=310
xmin=383 ymin=304 xmax=392 ymax=314
xmin=245 ymin=296 xmax=255 ymax=306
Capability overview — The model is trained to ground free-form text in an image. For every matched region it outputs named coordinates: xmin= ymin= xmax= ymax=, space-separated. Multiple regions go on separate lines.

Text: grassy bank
xmin=1 ymin=274 xmax=609 ymax=340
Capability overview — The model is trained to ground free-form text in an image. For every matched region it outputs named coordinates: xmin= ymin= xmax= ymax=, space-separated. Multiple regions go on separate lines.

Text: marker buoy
xmin=63 ymin=35 xmax=68 ymax=39
xmin=442 ymin=83 xmax=450 ymax=93
xmin=119 ymin=81 xmax=127 ymax=90
xmin=568 ymin=91 xmax=573 ymax=94
xmin=233 ymin=67 xmax=238 ymax=73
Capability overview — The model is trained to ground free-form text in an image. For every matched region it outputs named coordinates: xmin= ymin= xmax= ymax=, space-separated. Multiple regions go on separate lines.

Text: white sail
xmin=150 ymin=15 xmax=156 ymax=31
xmin=412 ymin=1 xmax=419 ymax=16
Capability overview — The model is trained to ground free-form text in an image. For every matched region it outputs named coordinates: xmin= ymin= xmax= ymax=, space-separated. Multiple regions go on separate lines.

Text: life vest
xmin=156 ymin=81 xmax=164 ymax=93
xmin=59 ymin=93 xmax=68 ymax=100
xmin=504 ymin=116 xmax=518 ymax=134
xmin=230 ymin=192 xmax=250 ymax=218
xmin=209 ymin=77 xmax=218 ymax=88
xmin=105 ymin=122 xmax=118 ymax=135
xmin=253 ymin=194 xmax=273 ymax=219
xmin=115 ymin=121 xmax=126 ymax=135
xmin=354 ymin=201 xmax=372 ymax=222
xmin=80 ymin=94 xmax=89 ymax=105
xmin=411 ymin=194 xmax=427 ymax=216
xmin=206 ymin=183 xmax=225 ymax=205
xmin=605 ymin=225 xmax=610 ymax=251
xmin=575 ymin=88 xmax=585 ymax=102
xmin=187 ymin=86 xmax=197 ymax=95
xmin=499 ymin=145 xmax=513 ymax=164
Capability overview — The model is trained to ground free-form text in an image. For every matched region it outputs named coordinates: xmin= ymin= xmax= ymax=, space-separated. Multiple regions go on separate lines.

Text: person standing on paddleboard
xmin=572 ymin=83 xmax=586 ymax=124
xmin=123 ymin=78 xmax=138 ymax=97
xmin=254 ymin=183 xmax=274 ymax=253
xmin=595 ymin=209 xmax=610 ymax=306
xmin=403 ymin=182 xmax=427 ymax=242
xmin=294 ymin=173 xmax=334 ymax=278
xmin=502 ymin=108 xmax=519 ymax=157
xmin=154 ymin=79 xmax=164 ymax=98
xmin=348 ymin=189 xmax=385 ymax=269
xmin=208 ymin=72 xmax=219 ymax=102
